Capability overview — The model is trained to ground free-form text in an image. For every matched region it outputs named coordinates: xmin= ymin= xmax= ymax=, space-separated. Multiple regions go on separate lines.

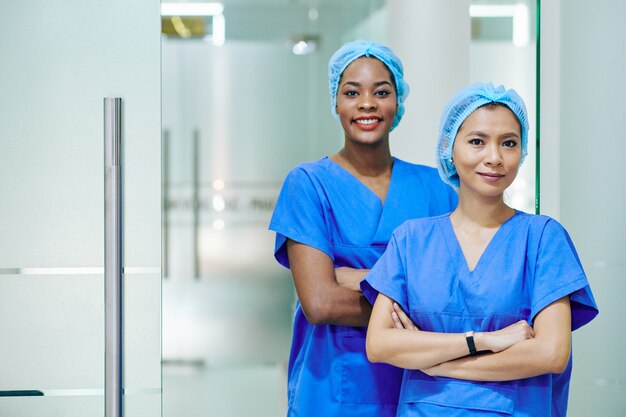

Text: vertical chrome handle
xmin=193 ymin=129 xmax=200 ymax=279
xmin=104 ymin=97 xmax=123 ymax=417
xmin=162 ymin=129 xmax=170 ymax=279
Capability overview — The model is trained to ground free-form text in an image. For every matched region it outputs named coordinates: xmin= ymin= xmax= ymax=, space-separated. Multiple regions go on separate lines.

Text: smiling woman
xmin=160 ymin=2 xmax=538 ymax=417
xmin=268 ymin=40 xmax=457 ymax=417
xmin=336 ymin=58 xmax=398 ymax=154
xmin=362 ymin=83 xmax=598 ymax=417
xmin=452 ymin=104 xmax=522 ymax=201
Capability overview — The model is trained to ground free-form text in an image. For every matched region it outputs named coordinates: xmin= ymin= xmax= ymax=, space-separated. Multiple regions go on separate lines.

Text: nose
xmin=357 ymin=92 xmax=376 ymax=111
xmin=484 ymin=143 xmax=503 ymax=166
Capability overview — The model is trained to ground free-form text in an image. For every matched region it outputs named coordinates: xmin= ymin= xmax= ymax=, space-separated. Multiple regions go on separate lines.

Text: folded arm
xmin=366 ymin=293 xmax=534 ymax=369
xmin=334 ymin=266 xmax=370 ymax=291
xmin=287 ymin=239 xmax=371 ymax=327
xmin=423 ymin=296 xmax=572 ymax=381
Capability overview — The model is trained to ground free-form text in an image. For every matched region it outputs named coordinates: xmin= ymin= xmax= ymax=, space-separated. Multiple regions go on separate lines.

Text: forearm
xmin=303 ymin=283 xmax=372 ymax=327
xmin=287 ymin=240 xmax=371 ymax=327
xmin=335 ymin=267 xmax=370 ymax=291
xmin=367 ymin=327 xmax=476 ymax=369
xmin=367 ymin=295 xmax=492 ymax=369
xmin=368 ymin=296 xmax=535 ymax=369
xmin=427 ymin=336 xmax=568 ymax=381
xmin=427 ymin=297 xmax=572 ymax=381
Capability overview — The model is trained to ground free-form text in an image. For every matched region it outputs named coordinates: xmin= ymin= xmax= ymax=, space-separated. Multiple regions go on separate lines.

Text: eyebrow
xmin=465 ymin=130 xmax=520 ymax=139
xmin=341 ymin=80 xmax=393 ymax=88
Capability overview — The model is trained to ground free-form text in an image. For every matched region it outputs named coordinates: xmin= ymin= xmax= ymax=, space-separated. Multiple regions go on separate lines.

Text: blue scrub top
xmin=362 ymin=211 xmax=599 ymax=417
xmin=269 ymin=157 xmax=458 ymax=417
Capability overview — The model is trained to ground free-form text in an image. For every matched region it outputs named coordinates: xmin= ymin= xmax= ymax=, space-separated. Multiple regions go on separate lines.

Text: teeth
xmin=355 ymin=119 xmax=379 ymax=125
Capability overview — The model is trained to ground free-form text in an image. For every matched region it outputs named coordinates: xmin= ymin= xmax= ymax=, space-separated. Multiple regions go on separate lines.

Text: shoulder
xmin=286 ymin=157 xmax=330 ymax=177
xmin=392 ymin=214 xmax=447 ymax=240
xmin=393 ymin=158 xmax=456 ymax=197
xmin=514 ymin=212 xmax=575 ymax=249
xmin=394 ymin=158 xmax=440 ymax=179
xmin=519 ymin=212 xmax=568 ymax=233
xmin=281 ymin=157 xmax=333 ymax=187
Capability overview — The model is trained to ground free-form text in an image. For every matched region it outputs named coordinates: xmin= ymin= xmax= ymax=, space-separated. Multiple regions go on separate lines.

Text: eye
xmin=503 ymin=139 xmax=518 ymax=148
xmin=343 ymin=90 xmax=358 ymax=97
xmin=375 ymin=89 xmax=392 ymax=97
xmin=468 ymin=138 xmax=483 ymax=146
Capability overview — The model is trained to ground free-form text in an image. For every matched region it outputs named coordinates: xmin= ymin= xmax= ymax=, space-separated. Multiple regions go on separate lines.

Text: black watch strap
xmin=465 ymin=331 xmax=478 ymax=356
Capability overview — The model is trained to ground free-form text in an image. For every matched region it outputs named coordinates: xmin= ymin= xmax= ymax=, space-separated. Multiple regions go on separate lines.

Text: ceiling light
xmin=292 ymin=41 xmax=316 ymax=55
xmin=212 ymin=219 xmax=225 ymax=231
xmin=212 ymin=13 xmax=225 ymax=46
xmin=512 ymin=4 xmax=529 ymax=47
xmin=289 ymin=35 xmax=319 ymax=55
xmin=161 ymin=2 xmax=224 ymax=17
xmin=469 ymin=5 xmax=516 ymax=18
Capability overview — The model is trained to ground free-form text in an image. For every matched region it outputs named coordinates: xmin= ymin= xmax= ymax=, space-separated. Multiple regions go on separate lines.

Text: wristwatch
xmin=465 ymin=330 xmax=478 ymax=356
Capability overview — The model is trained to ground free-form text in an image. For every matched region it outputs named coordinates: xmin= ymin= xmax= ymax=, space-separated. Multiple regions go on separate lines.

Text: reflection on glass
xmin=162 ymin=1 xmax=537 ymax=416
xmin=470 ymin=0 xmax=537 ymax=214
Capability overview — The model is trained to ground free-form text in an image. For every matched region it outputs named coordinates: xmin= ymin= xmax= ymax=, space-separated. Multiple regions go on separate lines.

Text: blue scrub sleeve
xmin=530 ymin=219 xmax=599 ymax=330
xmin=361 ymin=232 xmax=410 ymax=314
xmin=269 ymin=167 xmax=333 ymax=269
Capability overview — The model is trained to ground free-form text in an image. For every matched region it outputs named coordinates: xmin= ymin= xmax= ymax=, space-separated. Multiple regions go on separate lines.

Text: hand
xmin=479 ymin=320 xmax=535 ymax=353
xmin=391 ymin=302 xmax=419 ymax=330
xmin=334 ymin=267 xmax=368 ymax=292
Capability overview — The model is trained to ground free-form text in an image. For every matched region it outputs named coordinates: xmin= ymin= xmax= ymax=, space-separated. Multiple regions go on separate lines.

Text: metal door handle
xmin=104 ymin=97 xmax=122 ymax=417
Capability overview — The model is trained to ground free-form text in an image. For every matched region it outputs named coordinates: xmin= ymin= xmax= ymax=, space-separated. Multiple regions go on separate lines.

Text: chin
xmin=461 ymin=184 xmax=507 ymax=199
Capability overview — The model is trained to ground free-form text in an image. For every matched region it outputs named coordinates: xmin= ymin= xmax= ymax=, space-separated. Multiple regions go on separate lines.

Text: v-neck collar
xmin=324 ymin=156 xmax=398 ymax=208
xmin=441 ymin=211 xmax=521 ymax=275
xmin=323 ymin=156 xmax=404 ymax=244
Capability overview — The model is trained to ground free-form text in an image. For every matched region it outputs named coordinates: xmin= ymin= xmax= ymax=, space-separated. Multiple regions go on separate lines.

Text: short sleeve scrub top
xmin=269 ymin=157 xmax=458 ymax=417
xmin=362 ymin=211 xmax=599 ymax=417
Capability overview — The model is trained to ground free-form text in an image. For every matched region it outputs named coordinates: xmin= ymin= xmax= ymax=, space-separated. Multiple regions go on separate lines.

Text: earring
xmin=449 ymin=158 xmax=454 ymax=164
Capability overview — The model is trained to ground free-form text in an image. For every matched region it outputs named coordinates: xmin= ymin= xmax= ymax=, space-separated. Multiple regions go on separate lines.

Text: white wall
xmin=542 ymin=1 xmax=626 ymax=415
xmin=387 ymin=0 xmax=471 ymax=167
xmin=471 ymin=41 xmax=537 ymax=213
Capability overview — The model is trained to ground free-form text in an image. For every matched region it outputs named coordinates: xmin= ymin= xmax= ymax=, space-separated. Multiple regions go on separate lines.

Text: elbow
xmin=550 ymin=351 xmax=570 ymax=374
xmin=301 ymin=299 xmax=332 ymax=325
xmin=545 ymin=344 xmax=571 ymax=374
xmin=365 ymin=332 xmax=385 ymax=363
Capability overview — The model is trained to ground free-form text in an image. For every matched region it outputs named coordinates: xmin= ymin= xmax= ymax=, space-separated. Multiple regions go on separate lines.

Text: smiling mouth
xmin=478 ymin=172 xmax=506 ymax=181
xmin=354 ymin=117 xmax=382 ymax=125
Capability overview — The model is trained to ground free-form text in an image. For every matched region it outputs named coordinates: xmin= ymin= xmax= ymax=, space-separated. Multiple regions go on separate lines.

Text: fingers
xmin=393 ymin=303 xmax=418 ymax=330
xmin=486 ymin=319 xmax=536 ymax=352
xmin=507 ymin=320 xmax=535 ymax=339
xmin=517 ymin=320 xmax=535 ymax=339
xmin=391 ymin=311 xmax=404 ymax=329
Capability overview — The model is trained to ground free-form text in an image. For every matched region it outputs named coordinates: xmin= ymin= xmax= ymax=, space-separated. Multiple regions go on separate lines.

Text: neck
xmin=452 ymin=189 xmax=515 ymax=228
xmin=334 ymin=140 xmax=393 ymax=177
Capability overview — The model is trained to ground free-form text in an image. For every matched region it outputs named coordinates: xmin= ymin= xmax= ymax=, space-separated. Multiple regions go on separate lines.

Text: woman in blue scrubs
xmin=363 ymin=82 xmax=598 ymax=416
xmin=269 ymin=40 xmax=457 ymax=417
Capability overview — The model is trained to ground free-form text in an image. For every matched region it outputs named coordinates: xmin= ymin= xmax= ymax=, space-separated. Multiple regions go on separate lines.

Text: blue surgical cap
xmin=436 ymin=82 xmax=529 ymax=188
xmin=328 ymin=39 xmax=410 ymax=131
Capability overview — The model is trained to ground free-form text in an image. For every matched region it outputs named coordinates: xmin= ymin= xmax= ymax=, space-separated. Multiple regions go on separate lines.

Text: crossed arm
xmin=287 ymin=236 xmax=571 ymax=382
xmin=286 ymin=239 xmax=371 ymax=326
xmin=367 ymin=293 xmax=572 ymax=381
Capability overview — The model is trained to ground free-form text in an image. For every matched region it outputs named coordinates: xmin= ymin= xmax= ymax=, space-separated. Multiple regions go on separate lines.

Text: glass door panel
xmin=470 ymin=0 xmax=538 ymax=213
xmin=0 ymin=1 xmax=161 ymax=416
xmin=161 ymin=1 xmax=538 ymax=416
xmin=161 ymin=2 xmax=387 ymax=416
